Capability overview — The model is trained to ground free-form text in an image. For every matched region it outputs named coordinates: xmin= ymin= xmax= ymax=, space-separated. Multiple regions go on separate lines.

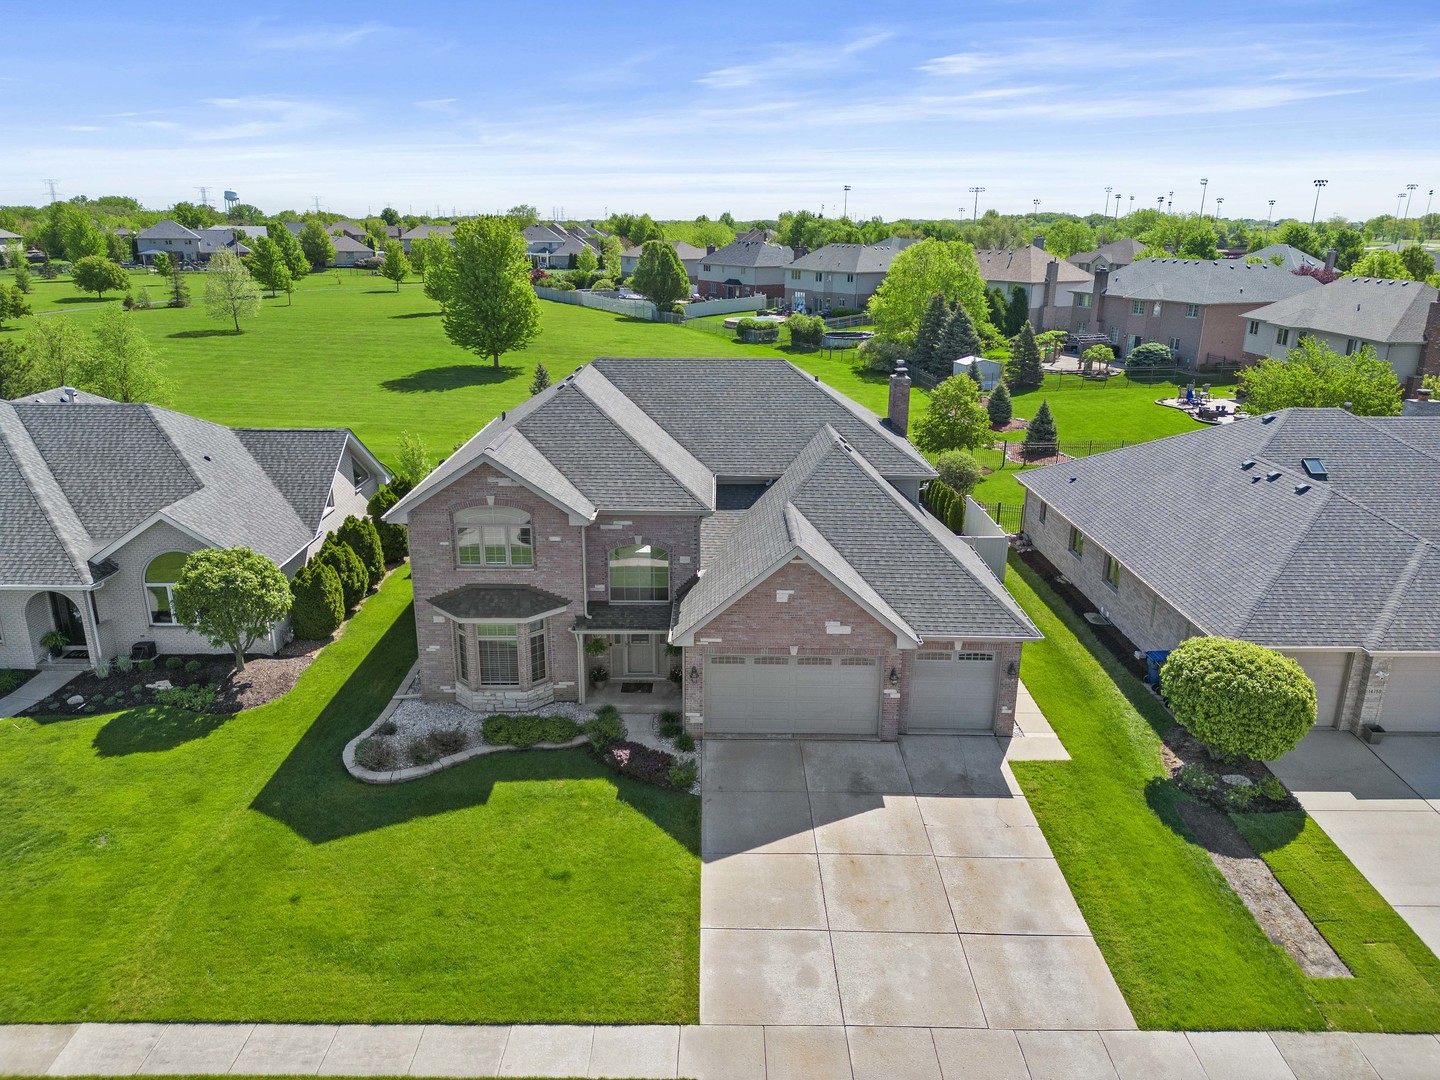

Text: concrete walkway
xmin=1271 ymin=730 xmax=1440 ymax=956
xmin=2 ymin=1022 xmax=1438 ymax=1078
xmin=0 ymin=669 xmax=78 ymax=719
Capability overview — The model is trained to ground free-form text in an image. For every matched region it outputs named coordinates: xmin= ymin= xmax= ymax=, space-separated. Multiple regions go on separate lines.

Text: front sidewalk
xmin=3 ymin=1022 xmax=1439 ymax=1078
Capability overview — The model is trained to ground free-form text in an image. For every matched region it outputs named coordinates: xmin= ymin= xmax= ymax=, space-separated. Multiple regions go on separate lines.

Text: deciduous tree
xmin=868 ymin=239 xmax=991 ymax=347
xmin=247 ymin=235 xmax=293 ymax=299
xmin=1239 ymin=338 xmax=1401 ymax=416
xmin=72 ymin=255 xmax=128 ymax=299
xmin=1039 ymin=219 xmax=1096 ymax=260
xmin=268 ymin=223 xmax=310 ymax=278
xmin=379 ymin=240 xmax=411 ymax=291
xmin=203 ymin=250 xmax=262 ymax=333
xmin=171 ymin=547 xmax=292 ymax=672
xmin=910 ymin=374 xmax=991 ymax=455
xmin=0 ymin=284 xmax=31 ymax=327
xmin=631 ymin=239 xmax=690 ymax=312
xmin=151 ymin=251 xmax=173 ymax=277
xmin=24 ymin=314 xmax=89 ymax=386
xmin=441 ymin=216 xmax=541 ymax=369
xmin=299 ymin=221 xmax=335 ymax=270
xmin=88 ymin=306 xmax=167 ymax=402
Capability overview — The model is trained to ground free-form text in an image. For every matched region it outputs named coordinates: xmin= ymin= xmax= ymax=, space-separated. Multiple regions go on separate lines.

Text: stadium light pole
xmin=1266 ymin=199 xmax=1276 ymax=243
xmin=968 ymin=186 xmax=985 ymax=222
xmin=1310 ymin=179 xmax=1327 ymax=226
xmin=1199 ymin=178 xmax=1209 ymax=218
xmin=1427 ymin=189 xmax=1435 ymax=240
xmin=842 ymin=184 xmax=850 ymax=220
xmin=1402 ymin=182 xmax=1418 ymax=240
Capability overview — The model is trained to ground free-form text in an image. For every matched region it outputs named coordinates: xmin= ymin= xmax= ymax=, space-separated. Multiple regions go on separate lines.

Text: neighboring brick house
xmin=1066 ymin=238 xmax=1144 ymax=274
xmin=696 ymin=237 xmax=795 ymax=300
xmin=782 ymin=238 xmax=917 ymax=312
xmin=0 ymin=387 xmax=386 ymax=671
xmin=1017 ymin=409 xmax=1440 ymax=734
xmin=386 ymin=358 xmax=1040 ymax=738
xmin=1241 ymin=277 xmax=1440 ymax=392
xmin=975 ymin=245 xmax=1092 ymax=331
xmin=1081 ymin=258 xmax=1321 ymax=365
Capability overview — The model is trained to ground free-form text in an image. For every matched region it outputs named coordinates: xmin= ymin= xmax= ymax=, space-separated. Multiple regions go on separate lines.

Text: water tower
xmin=223 ymin=190 xmax=239 ymax=213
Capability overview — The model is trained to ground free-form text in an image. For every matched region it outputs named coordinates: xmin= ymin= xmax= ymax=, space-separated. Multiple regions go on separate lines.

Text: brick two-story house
xmin=696 ymin=237 xmax=795 ymax=301
xmin=386 ymin=359 xmax=1040 ymax=738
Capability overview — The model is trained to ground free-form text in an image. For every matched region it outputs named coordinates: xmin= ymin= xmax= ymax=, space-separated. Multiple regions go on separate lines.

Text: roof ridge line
xmin=1366 ymin=543 xmax=1432 ymax=651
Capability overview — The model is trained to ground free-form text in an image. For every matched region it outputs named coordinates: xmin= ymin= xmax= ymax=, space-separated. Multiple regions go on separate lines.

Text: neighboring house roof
xmin=1017 ymin=409 xmax=1440 ymax=651
xmin=401 ymin=224 xmax=455 ymax=240
xmin=1243 ymin=277 xmax=1438 ymax=344
xmin=137 ymin=219 xmax=202 ymax=241
xmin=673 ymin=426 xmax=1039 ymax=644
xmin=1244 ymin=243 xmax=1322 ymax=271
xmin=0 ymin=228 xmax=23 ymax=241
xmin=524 ymin=224 xmax=570 ymax=243
xmin=621 ymin=240 xmax=707 ymax=261
xmin=1103 ymin=257 xmax=1321 ymax=306
xmin=329 ymin=220 xmax=366 ymax=237
xmin=975 ymin=245 xmax=1091 ymax=286
xmin=0 ymin=391 xmax=385 ymax=589
xmin=1402 ymin=397 xmax=1440 ymax=417
xmin=788 ymin=242 xmax=911 ymax=275
xmin=1067 ymin=238 xmax=1145 ymax=268
xmin=330 ymin=236 xmax=374 ymax=253
xmin=701 ymin=237 xmax=795 ymax=269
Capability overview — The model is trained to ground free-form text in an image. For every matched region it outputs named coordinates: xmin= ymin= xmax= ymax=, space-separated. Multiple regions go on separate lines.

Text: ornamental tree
xmin=1239 ymin=337 xmax=1401 ymax=417
xmin=317 ymin=534 xmax=367 ymax=611
xmin=1161 ymin=636 xmax=1317 ymax=762
xmin=442 ymin=216 xmax=541 ymax=369
xmin=868 ymin=238 xmax=991 ymax=348
xmin=379 ymin=240 xmax=411 ymax=291
xmin=337 ymin=514 xmax=385 ymax=589
xmin=935 ymin=450 xmax=983 ymax=495
xmin=910 ymin=374 xmax=991 ymax=455
xmin=72 ymin=255 xmax=128 ymax=299
xmin=171 ymin=547 xmax=292 ymax=672
xmin=366 ymin=485 xmax=409 ymax=563
xmin=1126 ymin=341 xmax=1173 ymax=367
xmin=203 ymin=250 xmax=261 ymax=332
xmin=631 ymin=239 xmax=690 ymax=311
xmin=986 ymin=381 xmax=1013 ymax=427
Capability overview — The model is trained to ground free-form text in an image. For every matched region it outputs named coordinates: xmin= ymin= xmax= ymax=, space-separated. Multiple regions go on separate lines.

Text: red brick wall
xmin=585 ymin=515 xmax=701 ymax=606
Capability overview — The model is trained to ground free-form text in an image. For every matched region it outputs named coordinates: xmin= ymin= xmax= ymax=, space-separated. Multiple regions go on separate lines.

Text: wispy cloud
xmin=415 ymin=98 xmax=459 ymax=112
xmin=192 ymin=96 xmax=346 ymax=141
xmin=255 ymin=21 xmax=391 ymax=51
xmin=62 ymin=124 xmax=102 ymax=133
xmin=697 ymin=29 xmax=893 ymax=89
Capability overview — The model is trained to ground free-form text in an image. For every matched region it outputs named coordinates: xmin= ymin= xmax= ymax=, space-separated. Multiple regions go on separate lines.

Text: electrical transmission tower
xmin=43 ymin=179 xmax=59 ymax=203
xmin=196 ymin=186 xmax=211 ymax=207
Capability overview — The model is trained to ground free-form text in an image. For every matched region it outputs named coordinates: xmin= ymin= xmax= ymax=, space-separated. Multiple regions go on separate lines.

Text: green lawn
xmin=1 ymin=269 xmax=923 ymax=466
xmin=1008 ymin=557 xmax=1440 ymax=1031
xmin=0 ymin=569 xmax=700 ymax=1024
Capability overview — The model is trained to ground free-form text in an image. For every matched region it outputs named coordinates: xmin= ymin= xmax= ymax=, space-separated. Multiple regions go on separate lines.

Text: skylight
xmin=1301 ymin=458 xmax=1328 ymax=480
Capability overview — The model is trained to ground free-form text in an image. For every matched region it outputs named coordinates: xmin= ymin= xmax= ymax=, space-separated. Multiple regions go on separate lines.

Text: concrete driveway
xmin=1271 ymin=730 xmax=1440 ymax=956
xmin=699 ymin=733 xmax=1135 ymax=1032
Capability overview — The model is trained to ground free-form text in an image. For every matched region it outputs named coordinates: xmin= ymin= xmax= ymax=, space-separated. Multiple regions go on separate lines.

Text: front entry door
xmin=626 ymin=634 xmax=655 ymax=675
xmin=49 ymin=593 xmax=86 ymax=648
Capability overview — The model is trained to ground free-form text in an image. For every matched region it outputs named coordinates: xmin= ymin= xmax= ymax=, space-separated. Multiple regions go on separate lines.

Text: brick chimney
xmin=1324 ymin=247 xmax=1338 ymax=273
xmin=1040 ymin=259 xmax=1060 ymax=328
xmin=706 ymin=244 xmax=716 ymax=255
xmin=1411 ymin=299 xmax=1440 ymax=396
xmin=888 ymin=362 xmax=912 ymax=437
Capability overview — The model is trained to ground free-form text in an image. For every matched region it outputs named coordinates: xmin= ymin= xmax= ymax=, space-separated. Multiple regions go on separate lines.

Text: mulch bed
xmin=1019 ymin=550 xmax=1148 ymax=682
xmin=1158 ymin=726 xmax=1301 ymax=813
xmin=1003 ymin=443 xmax=1069 ymax=466
xmin=601 ymin=740 xmax=683 ymax=789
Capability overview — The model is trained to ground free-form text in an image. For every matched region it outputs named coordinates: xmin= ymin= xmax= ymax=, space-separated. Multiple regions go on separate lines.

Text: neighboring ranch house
xmin=782 ymin=239 xmax=916 ymax=313
xmin=1241 ymin=277 xmax=1440 ymax=391
xmin=1017 ymin=408 xmax=1440 ymax=734
xmin=330 ymin=235 xmax=376 ymax=267
xmin=1083 ymin=258 xmax=1322 ymax=366
xmin=386 ymin=358 xmax=1040 ymax=738
xmin=525 ymin=224 xmax=605 ymax=270
xmin=0 ymin=388 xmax=386 ymax=671
xmin=1243 ymin=243 xmax=1324 ymax=272
xmin=619 ymin=240 xmax=706 ymax=283
xmin=399 ymin=223 xmax=455 ymax=253
xmin=975 ymin=245 xmax=1093 ymax=331
xmin=1067 ymin=238 xmax=1145 ymax=274
xmin=696 ymin=238 xmax=795 ymax=301
xmin=135 ymin=219 xmax=204 ymax=265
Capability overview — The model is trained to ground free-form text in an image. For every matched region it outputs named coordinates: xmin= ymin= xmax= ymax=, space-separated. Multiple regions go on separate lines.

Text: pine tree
xmin=1023 ymin=399 xmax=1058 ymax=459
xmin=529 ymin=363 xmax=552 ymax=395
xmin=1011 ymin=321 xmax=1044 ymax=391
xmin=167 ymin=263 xmax=190 ymax=308
xmin=987 ymin=381 xmax=1013 ymax=428
xmin=939 ymin=303 xmax=982 ymax=367
xmin=912 ymin=293 xmax=950 ymax=378
xmin=967 ymin=359 xmax=981 ymax=384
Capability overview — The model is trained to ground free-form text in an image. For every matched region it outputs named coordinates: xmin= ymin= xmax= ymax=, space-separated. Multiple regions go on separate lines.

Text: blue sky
xmin=5 ymin=1 xmax=1438 ymax=222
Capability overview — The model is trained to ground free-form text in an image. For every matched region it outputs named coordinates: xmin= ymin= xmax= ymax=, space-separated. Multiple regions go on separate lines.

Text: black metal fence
xmin=974 ymin=501 xmax=1025 ymax=533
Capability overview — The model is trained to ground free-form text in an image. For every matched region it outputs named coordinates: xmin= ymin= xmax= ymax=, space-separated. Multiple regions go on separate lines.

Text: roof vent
xmin=1301 ymin=457 xmax=1327 ymax=480
xmin=1295 ymin=483 xmax=1311 ymax=495
xmin=1260 ymin=414 xmax=1276 ymax=424
xmin=1068 ymin=476 xmax=1078 ymax=483
xmin=1241 ymin=459 xmax=1257 ymax=470
xmin=1266 ymin=470 xmax=1282 ymax=481
xmin=60 ymin=386 xmax=78 ymax=403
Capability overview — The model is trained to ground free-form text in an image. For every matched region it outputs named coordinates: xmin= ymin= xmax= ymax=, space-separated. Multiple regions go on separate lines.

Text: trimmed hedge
xmin=337 ymin=515 xmax=385 ymax=589
xmin=366 ymin=485 xmax=409 ymax=562
xmin=482 ymin=714 xmax=582 ymax=748
xmin=317 ymin=535 xmax=368 ymax=612
xmin=290 ymin=561 xmax=344 ymax=640
xmin=1161 ymin=637 xmax=1316 ymax=762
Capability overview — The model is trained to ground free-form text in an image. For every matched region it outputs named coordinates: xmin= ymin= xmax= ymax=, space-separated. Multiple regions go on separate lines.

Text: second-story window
xmin=609 ymin=543 xmax=669 ymax=602
xmin=1131 ymin=300 xmax=1145 ymax=315
xmin=455 ymin=506 xmax=533 ymax=567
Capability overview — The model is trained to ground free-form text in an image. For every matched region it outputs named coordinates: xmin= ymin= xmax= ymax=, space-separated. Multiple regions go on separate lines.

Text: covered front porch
xmin=573 ymin=603 xmax=681 ymax=712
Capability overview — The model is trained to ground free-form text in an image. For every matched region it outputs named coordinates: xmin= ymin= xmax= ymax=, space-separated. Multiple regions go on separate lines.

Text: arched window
xmin=145 ymin=552 xmax=190 ymax=624
xmin=455 ymin=506 xmax=532 ymax=567
xmin=609 ymin=544 xmax=669 ymax=602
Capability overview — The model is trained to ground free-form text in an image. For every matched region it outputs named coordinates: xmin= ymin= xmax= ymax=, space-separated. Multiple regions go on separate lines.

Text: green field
xmin=1 ymin=269 xmax=921 ymax=465
xmin=0 ymin=571 xmax=701 ymax=1024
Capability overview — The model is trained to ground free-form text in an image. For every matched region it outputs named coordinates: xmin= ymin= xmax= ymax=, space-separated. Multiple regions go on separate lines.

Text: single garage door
xmin=1282 ymin=651 xmax=1350 ymax=728
xmin=908 ymin=650 xmax=998 ymax=731
xmin=704 ymin=654 xmax=881 ymax=735
xmin=1379 ymin=656 xmax=1440 ymax=732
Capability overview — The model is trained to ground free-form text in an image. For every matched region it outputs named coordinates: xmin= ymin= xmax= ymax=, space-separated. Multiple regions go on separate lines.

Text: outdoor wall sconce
xmin=1007 ymin=660 xmax=1019 ymax=678
xmin=689 ymin=665 xmax=699 ymax=683
xmin=888 ymin=667 xmax=900 ymax=686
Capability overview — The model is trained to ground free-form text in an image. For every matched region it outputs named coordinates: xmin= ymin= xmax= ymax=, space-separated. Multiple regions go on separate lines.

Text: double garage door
xmin=1380 ymin=657 xmax=1440 ymax=732
xmin=704 ymin=655 xmax=881 ymax=735
xmin=909 ymin=651 xmax=998 ymax=731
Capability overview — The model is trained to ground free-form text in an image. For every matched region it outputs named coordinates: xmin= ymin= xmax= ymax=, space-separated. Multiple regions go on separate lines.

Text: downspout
xmin=578 ymin=522 xmax=589 ymax=704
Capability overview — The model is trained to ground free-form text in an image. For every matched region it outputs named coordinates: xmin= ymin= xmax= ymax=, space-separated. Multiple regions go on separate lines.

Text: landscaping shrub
xmin=376 ymin=719 xmax=398 ymax=736
xmin=1260 ymin=776 xmax=1288 ymax=802
xmin=1161 ymin=637 xmax=1316 ymax=762
xmin=667 ymin=757 xmax=699 ymax=789
xmin=184 ymin=660 xmax=202 ymax=674
xmin=482 ymin=714 xmax=581 ymax=748
xmin=338 ymin=516 xmax=386 ymax=590
xmin=407 ymin=736 xmax=440 ymax=765
xmin=290 ymin=561 xmax=344 ymax=640
xmin=95 ymin=657 xmax=112 ymax=679
xmin=165 ymin=656 xmax=184 ymax=670
xmin=657 ymin=710 xmax=684 ymax=739
xmin=786 ymin=313 xmax=826 ymax=348
xmin=584 ymin=707 xmax=627 ymax=752
xmin=1175 ymin=763 xmax=1218 ymax=796
xmin=590 ymin=277 xmax=615 ymax=291
xmin=935 ymin=451 xmax=983 ymax=496
xmin=115 ymin=655 xmax=133 ymax=675
xmin=1224 ymin=784 xmax=1261 ymax=811
xmin=736 ymin=318 xmax=779 ymax=344
xmin=428 ymin=727 xmax=470 ymax=757
xmin=354 ymin=735 xmax=398 ymax=771
xmin=602 ymin=740 xmax=675 ymax=787
xmin=828 ymin=305 xmax=863 ymax=318
xmin=0 ymin=671 xmax=28 ymax=693
xmin=1082 ymin=343 xmax=1113 ymax=372
xmin=986 ymin=381 xmax=1013 ymax=427
xmin=137 ymin=659 xmax=155 ymax=673
xmin=317 ymin=535 xmax=368 ymax=612
xmin=1127 ymin=341 xmax=1173 ymax=367
xmin=858 ymin=337 xmax=907 ymax=374
xmin=154 ymin=683 xmax=218 ymax=712
xmin=366 ymin=486 xmax=409 ymax=563
xmin=674 ymin=731 xmax=696 ymax=753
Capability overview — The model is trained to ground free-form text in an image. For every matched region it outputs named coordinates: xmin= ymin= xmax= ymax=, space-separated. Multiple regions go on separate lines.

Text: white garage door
xmin=1282 ymin=652 xmax=1350 ymax=728
xmin=908 ymin=650 xmax=998 ymax=731
xmin=1380 ymin=657 xmax=1440 ymax=732
xmin=704 ymin=654 xmax=880 ymax=735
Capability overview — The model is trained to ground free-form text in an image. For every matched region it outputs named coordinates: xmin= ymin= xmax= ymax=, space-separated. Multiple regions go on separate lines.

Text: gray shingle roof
xmin=1067 ymin=238 xmax=1145 ymax=267
xmin=1244 ymin=244 xmax=1322 ymax=271
xmin=137 ymin=219 xmax=202 ymax=240
xmin=975 ymin=245 xmax=1091 ymax=286
xmin=702 ymin=237 xmax=794 ymax=268
xmin=674 ymin=426 xmax=1038 ymax=642
xmin=788 ymin=242 xmax=908 ymax=275
xmin=1017 ymin=409 xmax=1440 ymax=650
xmin=1243 ymin=277 xmax=1438 ymax=344
xmin=590 ymin=358 xmax=933 ymax=479
xmin=572 ymin=602 xmax=674 ymax=632
xmin=1 ymin=394 xmax=380 ymax=587
xmin=621 ymin=240 xmax=706 ymax=260
xmin=429 ymin=584 xmax=570 ymax=621
xmin=330 ymin=235 xmax=373 ymax=253
xmin=1104 ymin=258 xmax=1322 ymax=306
